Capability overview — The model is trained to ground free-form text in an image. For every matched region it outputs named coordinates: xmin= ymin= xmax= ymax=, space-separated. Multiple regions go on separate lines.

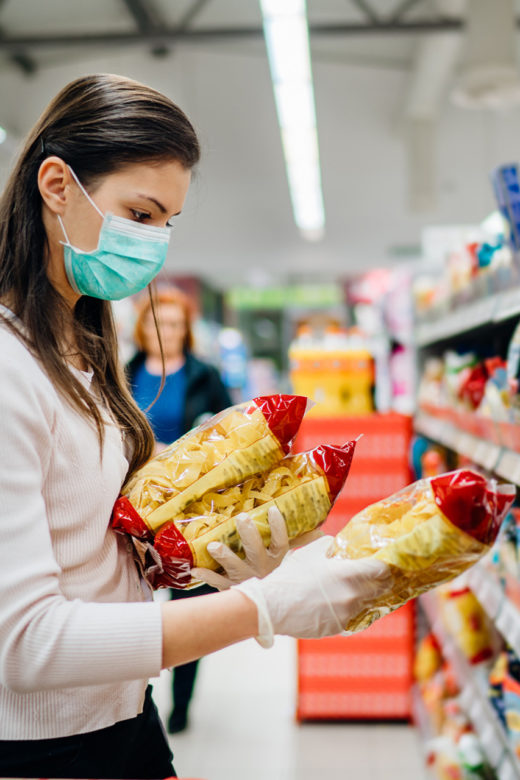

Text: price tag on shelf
xmin=457 ymin=431 xmax=477 ymax=459
xmin=498 ymin=756 xmax=520 ymax=780
xmin=497 ymin=601 xmax=520 ymax=658
xmin=415 ymin=414 xmax=447 ymax=445
xmin=468 ymin=566 xmax=502 ymax=620
xmin=469 ymin=296 xmax=498 ymax=327
xmin=461 ymin=687 xmax=504 ymax=769
xmin=496 ymin=450 xmax=520 ymax=487
xmin=495 ymin=289 xmax=520 ymax=323
xmin=473 ymin=440 xmax=501 ymax=472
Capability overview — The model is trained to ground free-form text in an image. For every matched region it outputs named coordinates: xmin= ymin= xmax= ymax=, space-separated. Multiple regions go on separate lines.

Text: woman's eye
xmin=166 ymin=218 xmax=175 ymax=228
xmin=130 ymin=209 xmax=151 ymax=222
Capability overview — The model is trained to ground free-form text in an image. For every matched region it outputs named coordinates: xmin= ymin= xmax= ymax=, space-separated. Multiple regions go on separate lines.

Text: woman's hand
xmin=191 ymin=506 xmax=299 ymax=590
xmin=233 ymin=535 xmax=393 ymax=647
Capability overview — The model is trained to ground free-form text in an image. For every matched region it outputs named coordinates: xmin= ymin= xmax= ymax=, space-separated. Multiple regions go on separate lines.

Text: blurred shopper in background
xmin=127 ymin=286 xmax=232 ymax=733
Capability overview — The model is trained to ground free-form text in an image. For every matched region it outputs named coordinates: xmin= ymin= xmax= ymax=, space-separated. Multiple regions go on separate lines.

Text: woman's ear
xmin=37 ymin=156 xmax=72 ymax=215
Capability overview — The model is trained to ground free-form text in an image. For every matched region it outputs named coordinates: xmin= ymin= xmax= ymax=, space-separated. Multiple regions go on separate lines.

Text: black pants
xmin=0 ymin=686 xmax=175 ymax=779
xmin=169 ymin=584 xmax=217 ymax=716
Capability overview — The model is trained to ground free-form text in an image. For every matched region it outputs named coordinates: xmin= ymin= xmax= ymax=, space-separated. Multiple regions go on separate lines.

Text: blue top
xmin=133 ymin=362 xmax=187 ymax=445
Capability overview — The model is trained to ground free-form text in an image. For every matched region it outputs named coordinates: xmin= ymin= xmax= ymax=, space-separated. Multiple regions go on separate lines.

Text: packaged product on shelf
xmin=504 ymin=673 xmax=520 ymax=759
xmin=421 ymin=669 xmax=450 ymax=735
xmin=418 ymin=357 xmax=445 ymax=411
xmin=414 ymin=633 xmax=443 ymax=683
xmin=488 ymin=651 xmax=508 ymax=729
xmin=507 ymin=646 xmax=520 ymax=682
xmin=332 ymin=469 xmax=515 ymax=632
xmin=113 ymin=394 xmax=309 ymax=537
xmin=505 ymin=321 xmax=520 ymax=440
xmin=475 ymin=358 xmax=509 ymax=423
xmin=438 ymin=586 xmax=494 ymax=665
xmin=421 ymin=447 xmax=449 ymax=479
xmin=459 ymin=361 xmax=492 ymax=412
xmin=444 ymin=351 xmax=479 ymax=407
xmin=388 ymin=344 xmax=416 ymax=415
xmin=498 ymin=510 xmax=519 ymax=581
xmin=490 ymin=508 xmax=520 ymax=608
xmin=456 ymin=732 xmax=496 ymax=780
xmin=289 ymin=323 xmax=374 ymax=417
xmin=428 ymin=735 xmax=463 ymax=780
xmin=491 ymin=163 xmax=520 ymax=252
xmin=420 ymin=661 xmax=461 ymax=736
xmin=151 ymin=441 xmax=356 ymax=587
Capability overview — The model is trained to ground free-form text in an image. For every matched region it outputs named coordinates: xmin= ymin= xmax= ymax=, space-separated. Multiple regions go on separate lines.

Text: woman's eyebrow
xmin=135 ymin=193 xmax=167 ymax=214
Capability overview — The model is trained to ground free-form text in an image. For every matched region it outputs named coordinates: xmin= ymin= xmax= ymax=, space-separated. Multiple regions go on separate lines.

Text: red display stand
xmin=297 ymin=602 xmax=415 ymax=721
xmin=294 ymin=414 xmax=415 ymax=720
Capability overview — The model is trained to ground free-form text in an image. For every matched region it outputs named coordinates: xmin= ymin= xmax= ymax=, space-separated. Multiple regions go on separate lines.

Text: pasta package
xmin=113 ymin=394 xmax=309 ymax=538
xmin=332 ymin=469 xmax=515 ymax=633
xmin=151 ymin=441 xmax=357 ymax=587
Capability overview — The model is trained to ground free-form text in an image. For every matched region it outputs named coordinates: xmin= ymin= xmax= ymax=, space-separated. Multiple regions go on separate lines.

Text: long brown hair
xmin=0 ymin=73 xmax=200 ymax=476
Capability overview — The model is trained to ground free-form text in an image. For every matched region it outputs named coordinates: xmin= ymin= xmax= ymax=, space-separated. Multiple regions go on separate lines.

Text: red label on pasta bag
xmin=312 ymin=441 xmax=357 ymax=504
xmin=250 ymin=395 xmax=308 ymax=453
xmin=154 ymin=522 xmax=195 ymax=588
xmin=431 ymin=469 xmax=515 ymax=546
xmin=111 ymin=495 xmax=153 ymax=542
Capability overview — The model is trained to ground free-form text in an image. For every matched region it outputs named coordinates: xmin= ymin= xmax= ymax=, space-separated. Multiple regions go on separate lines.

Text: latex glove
xmin=233 ymin=535 xmax=392 ymax=648
xmin=191 ymin=506 xmax=291 ymax=590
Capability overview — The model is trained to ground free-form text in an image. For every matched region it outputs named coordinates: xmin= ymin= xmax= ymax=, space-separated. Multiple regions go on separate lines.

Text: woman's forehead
xmin=145 ymin=302 xmax=185 ymax=321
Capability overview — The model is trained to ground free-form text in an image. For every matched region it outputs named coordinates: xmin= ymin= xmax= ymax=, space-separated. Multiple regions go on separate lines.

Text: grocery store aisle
xmin=150 ymin=635 xmax=426 ymax=780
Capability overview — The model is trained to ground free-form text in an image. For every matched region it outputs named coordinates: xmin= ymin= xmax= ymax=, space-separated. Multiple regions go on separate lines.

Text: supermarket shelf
xmin=415 ymin=410 xmax=520 ymax=485
xmin=421 ymin=592 xmax=520 ymax=780
xmin=467 ymin=563 xmax=520 ymax=659
xmin=415 ymin=288 xmax=520 ymax=346
xmin=415 ymin=412 xmax=520 ymax=485
xmin=411 ymin=683 xmax=434 ymax=745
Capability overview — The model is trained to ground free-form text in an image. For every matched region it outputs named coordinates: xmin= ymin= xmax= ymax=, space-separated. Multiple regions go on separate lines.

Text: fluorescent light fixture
xmin=0 ymin=127 xmax=7 ymax=144
xmin=260 ymin=0 xmax=325 ymax=241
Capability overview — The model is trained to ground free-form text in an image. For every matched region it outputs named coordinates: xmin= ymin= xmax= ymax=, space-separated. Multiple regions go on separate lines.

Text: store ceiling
xmin=0 ymin=0 xmax=519 ymax=289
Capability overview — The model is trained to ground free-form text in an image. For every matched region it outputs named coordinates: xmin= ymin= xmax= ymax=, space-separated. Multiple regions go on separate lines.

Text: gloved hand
xmin=233 ymin=535 xmax=393 ymax=647
xmin=191 ymin=506 xmax=292 ymax=590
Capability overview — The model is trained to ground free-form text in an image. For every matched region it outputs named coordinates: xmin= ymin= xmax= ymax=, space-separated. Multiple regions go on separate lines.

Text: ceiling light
xmin=0 ymin=127 xmax=8 ymax=144
xmin=259 ymin=0 xmax=325 ymax=240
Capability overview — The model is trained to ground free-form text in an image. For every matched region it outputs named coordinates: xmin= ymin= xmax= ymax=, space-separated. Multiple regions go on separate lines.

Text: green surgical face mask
xmin=58 ymin=166 xmax=171 ymax=300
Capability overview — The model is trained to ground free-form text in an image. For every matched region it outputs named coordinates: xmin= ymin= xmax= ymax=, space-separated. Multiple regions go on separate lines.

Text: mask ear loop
xmin=67 ymin=165 xmax=105 ymax=218
xmin=57 ymin=214 xmax=72 ymax=245
xmin=58 ymin=165 xmax=105 ymax=245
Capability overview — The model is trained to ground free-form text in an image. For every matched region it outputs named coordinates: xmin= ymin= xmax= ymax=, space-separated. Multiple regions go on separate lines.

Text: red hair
xmin=133 ymin=287 xmax=194 ymax=353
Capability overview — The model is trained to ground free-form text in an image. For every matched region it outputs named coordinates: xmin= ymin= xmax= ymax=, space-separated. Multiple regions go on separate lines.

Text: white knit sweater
xmin=0 ymin=311 xmax=164 ymax=740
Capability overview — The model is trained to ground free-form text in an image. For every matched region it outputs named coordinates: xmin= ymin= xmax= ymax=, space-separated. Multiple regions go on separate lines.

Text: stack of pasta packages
xmin=112 ymin=394 xmax=516 ymax=633
xmin=113 ymin=395 xmax=356 ymax=588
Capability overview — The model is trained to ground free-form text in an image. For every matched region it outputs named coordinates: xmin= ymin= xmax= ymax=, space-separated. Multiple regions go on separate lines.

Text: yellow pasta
xmin=121 ymin=396 xmax=309 ymax=533
xmin=332 ymin=470 xmax=515 ymax=632
xmin=156 ymin=442 xmax=357 ymax=575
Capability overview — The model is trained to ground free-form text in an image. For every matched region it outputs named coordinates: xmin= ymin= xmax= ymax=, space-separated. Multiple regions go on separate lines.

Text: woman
xmin=0 ymin=73 xmax=389 ymax=780
xmin=128 ymin=286 xmax=232 ymax=450
xmin=128 ymin=286 xmax=232 ymax=734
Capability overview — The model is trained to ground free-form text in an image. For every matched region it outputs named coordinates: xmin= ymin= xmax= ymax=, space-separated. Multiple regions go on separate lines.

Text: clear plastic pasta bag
xmin=152 ymin=441 xmax=356 ymax=587
xmin=331 ymin=469 xmax=515 ymax=632
xmin=113 ymin=394 xmax=309 ymax=538
xmin=112 ymin=394 xmax=327 ymax=587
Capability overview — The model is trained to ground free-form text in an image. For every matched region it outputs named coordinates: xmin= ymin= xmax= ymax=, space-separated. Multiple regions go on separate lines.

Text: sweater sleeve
xmin=0 ymin=350 xmax=164 ymax=694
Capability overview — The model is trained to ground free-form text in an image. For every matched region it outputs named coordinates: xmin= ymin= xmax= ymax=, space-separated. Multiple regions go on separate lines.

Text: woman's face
xmin=39 ymin=158 xmax=192 ymax=306
xmin=142 ymin=302 xmax=187 ymax=361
